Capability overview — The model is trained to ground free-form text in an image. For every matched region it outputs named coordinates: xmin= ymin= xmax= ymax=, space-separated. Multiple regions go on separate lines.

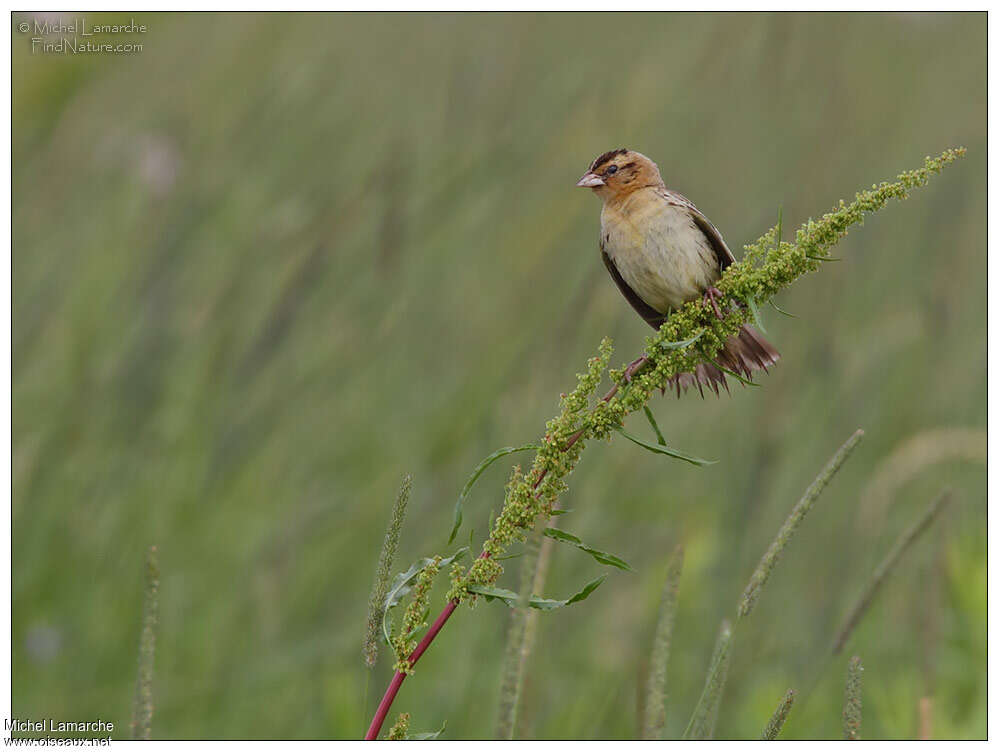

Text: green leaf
xmin=805 ymin=253 xmax=841 ymax=262
xmin=708 ymin=359 xmax=760 ymax=387
xmin=465 ymin=584 xmax=519 ymax=603
xmin=643 ymin=406 xmax=667 ymax=446
xmin=466 ymin=575 xmax=607 ymax=611
xmin=543 ymin=527 xmax=633 ymax=571
xmin=769 ymin=299 xmax=796 ymax=318
xmin=613 ymin=426 xmax=717 ymax=466
xmin=746 ymin=295 xmax=767 ymax=335
xmin=407 ymin=721 xmax=446 ymax=740
xmin=381 ymin=548 xmax=468 ymax=645
xmin=449 ymin=445 xmax=539 ymax=544
xmin=658 ymin=329 xmax=705 ymax=350
xmin=563 ymin=575 xmax=607 ymax=606
xmin=550 ymin=508 xmax=572 ymax=516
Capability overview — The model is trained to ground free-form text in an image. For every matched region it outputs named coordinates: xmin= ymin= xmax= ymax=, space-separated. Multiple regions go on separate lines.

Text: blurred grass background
xmin=12 ymin=12 xmax=985 ymax=740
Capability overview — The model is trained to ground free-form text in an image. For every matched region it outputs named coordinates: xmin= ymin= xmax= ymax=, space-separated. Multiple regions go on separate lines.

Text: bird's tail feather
xmin=670 ymin=325 xmax=780 ymax=398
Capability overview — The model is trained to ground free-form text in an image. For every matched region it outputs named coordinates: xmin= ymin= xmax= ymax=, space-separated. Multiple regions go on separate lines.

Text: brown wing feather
xmin=600 ymin=248 xmax=666 ymax=329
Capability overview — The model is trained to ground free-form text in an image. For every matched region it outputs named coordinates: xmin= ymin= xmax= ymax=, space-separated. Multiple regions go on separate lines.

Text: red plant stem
xmin=365 ymin=600 xmax=459 ymax=739
xmin=363 ymin=356 xmax=649 ymax=739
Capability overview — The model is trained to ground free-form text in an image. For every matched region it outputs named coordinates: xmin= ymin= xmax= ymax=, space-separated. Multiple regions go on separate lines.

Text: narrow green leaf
xmin=564 ymin=575 xmax=607 ymax=605
xmin=746 ymin=295 xmax=768 ymax=335
xmin=657 ymin=329 xmax=705 ymax=351
xmin=543 ymin=527 xmax=633 ymax=571
xmin=550 ymin=508 xmax=572 ymax=516
xmin=382 ymin=548 xmax=467 ymax=645
xmin=448 ymin=445 xmax=539 ymax=544
xmin=467 ymin=584 xmax=533 ymax=604
xmin=806 ymin=253 xmax=841 ymax=262
xmin=467 ymin=575 xmax=606 ymax=611
xmin=769 ymin=299 xmax=797 ymax=318
xmin=708 ymin=359 xmax=760 ymax=387
xmin=613 ymin=426 xmax=717 ymax=467
xmin=407 ymin=721 xmax=446 ymax=740
xmin=643 ymin=406 xmax=667 ymax=446
xmin=774 ymin=206 xmax=783 ymax=250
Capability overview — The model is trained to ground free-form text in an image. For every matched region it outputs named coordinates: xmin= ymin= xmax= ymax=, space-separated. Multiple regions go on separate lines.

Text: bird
xmin=576 ymin=148 xmax=779 ymax=397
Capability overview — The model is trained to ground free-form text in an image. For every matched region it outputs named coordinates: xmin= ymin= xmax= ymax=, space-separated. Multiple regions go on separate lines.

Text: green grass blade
xmin=831 ymin=490 xmax=953 ymax=655
xmin=643 ymin=545 xmax=684 ymax=740
xmin=739 ymin=429 xmax=864 ymax=619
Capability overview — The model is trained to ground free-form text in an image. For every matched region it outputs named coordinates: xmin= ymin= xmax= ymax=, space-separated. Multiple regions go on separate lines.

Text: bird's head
xmin=576 ymin=149 xmax=664 ymax=202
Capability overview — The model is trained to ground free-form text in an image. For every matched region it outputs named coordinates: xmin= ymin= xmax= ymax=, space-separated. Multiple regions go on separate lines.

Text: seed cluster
xmin=391 ymin=556 xmax=442 ymax=673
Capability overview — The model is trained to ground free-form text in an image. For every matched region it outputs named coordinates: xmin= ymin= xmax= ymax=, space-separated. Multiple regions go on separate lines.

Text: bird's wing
xmin=600 ymin=247 xmax=666 ymax=330
xmin=656 ymin=188 xmax=736 ymax=271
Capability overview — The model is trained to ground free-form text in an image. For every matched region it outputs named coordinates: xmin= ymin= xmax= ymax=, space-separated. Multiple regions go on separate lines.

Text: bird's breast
xmin=601 ymin=198 xmax=719 ymax=313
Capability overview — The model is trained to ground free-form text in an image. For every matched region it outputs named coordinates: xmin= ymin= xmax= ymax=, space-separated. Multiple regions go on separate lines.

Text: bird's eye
xmin=605 ymin=165 xmax=619 ymax=175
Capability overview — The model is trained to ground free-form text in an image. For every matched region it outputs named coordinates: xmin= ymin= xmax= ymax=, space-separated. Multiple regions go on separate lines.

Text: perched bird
xmin=577 ymin=148 xmax=779 ymax=396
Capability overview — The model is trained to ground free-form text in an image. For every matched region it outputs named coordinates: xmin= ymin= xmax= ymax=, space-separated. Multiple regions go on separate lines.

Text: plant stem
xmin=739 ymin=429 xmax=865 ymax=619
xmin=683 ymin=620 xmax=734 ymax=740
xmin=131 ymin=546 xmax=160 ymax=740
xmin=365 ymin=600 xmax=458 ymax=740
xmin=843 ymin=656 xmax=863 ymax=740
xmin=831 ymin=490 xmax=952 ymax=655
xmin=495 ymin=518 xmax=546 ymax=739
xmin=643 ymin=545 xmax=684 ymax=739
xmin=364 ymin=367 xmax=641 ymax=741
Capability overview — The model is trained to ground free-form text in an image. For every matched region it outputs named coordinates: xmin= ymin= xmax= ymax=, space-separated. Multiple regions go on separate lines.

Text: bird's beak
xmin=575 ymin=172 xmax=605 ymax=188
